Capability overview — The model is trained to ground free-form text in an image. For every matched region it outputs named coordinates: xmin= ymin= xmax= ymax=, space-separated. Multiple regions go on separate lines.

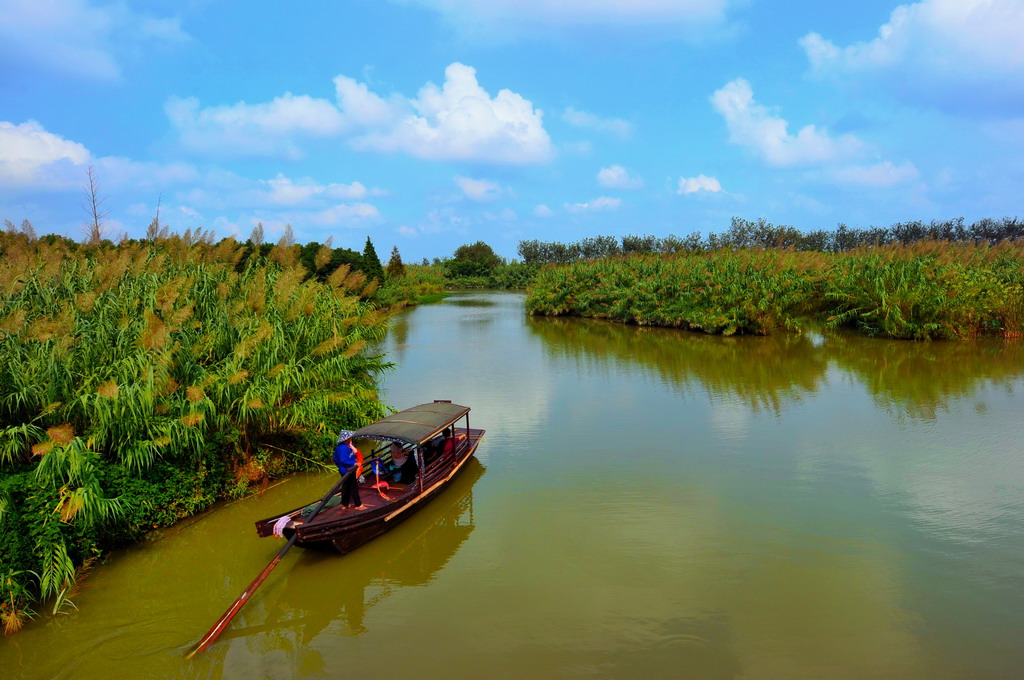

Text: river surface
xmin=3 ymin=291 xmax=1023 ymax=679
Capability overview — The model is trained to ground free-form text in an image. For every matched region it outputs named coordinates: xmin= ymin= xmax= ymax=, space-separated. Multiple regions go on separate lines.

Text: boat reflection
xmin=219 ymin=458 xmax=484 ymax=649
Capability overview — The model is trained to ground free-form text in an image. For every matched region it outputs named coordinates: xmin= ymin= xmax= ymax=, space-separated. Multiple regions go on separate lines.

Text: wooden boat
xmin=254 ymin=400 xmax=485 ymax=554
xmin=220 ymin=459 xmax=484 ymax=645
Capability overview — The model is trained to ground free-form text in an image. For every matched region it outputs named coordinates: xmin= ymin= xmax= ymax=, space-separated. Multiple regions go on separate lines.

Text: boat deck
xmin=296 ymin=427 xmax=484 ymax=528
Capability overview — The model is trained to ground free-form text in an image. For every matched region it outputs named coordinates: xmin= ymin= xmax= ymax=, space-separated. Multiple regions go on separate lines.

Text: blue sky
xmin=2 ymin=0 xmax=1022 ymax=260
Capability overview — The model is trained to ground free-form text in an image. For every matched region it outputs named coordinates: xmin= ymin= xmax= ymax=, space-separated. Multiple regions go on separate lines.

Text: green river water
xmin=2 ymin=291 xmax=1023 ymax=679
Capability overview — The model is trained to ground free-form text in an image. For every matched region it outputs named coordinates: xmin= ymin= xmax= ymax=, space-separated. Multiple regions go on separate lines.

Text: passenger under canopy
xmin=351 ymin=401 xmax=471 ymax=445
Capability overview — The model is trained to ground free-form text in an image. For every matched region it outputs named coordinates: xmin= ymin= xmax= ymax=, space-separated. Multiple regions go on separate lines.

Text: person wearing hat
xmin=333 ymin=430 xmax=365 ymax=509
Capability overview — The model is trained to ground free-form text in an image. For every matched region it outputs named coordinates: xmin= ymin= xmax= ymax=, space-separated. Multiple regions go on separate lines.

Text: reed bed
xmin=377 ymin=264 xmax=448 ymax=305
xmin=526 ymin=242 xmax=1024 ymax=339
xmin=0 ymin=233 xmax=392 ymax=631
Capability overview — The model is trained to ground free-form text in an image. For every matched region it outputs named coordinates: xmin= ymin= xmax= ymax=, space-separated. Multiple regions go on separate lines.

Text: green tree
xmin=448 ymin=241 xmax=501 ymax=278
xmin=386 ymin=245 xmax=406 ymax=279
xmin=362 ymin=236 xmax=385 ymax=281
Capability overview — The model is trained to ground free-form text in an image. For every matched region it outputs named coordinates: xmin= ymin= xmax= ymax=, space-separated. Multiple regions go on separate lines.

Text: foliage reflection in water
xmin=526 ymin=315 xmax=1024 ymax=419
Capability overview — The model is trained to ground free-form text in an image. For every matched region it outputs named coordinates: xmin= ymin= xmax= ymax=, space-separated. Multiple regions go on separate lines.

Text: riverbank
xmin=526 ymin=241 xmax=1024 ymax=339
xmin=0 ymin=233 xmax=394 ymax=632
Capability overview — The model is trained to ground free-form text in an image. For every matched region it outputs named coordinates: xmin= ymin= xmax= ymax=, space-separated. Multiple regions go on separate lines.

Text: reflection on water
xmin=827 ymin=333 xmax=1023 ymax=419
xmin=446 ymin=297 xmax=498 ymax=307
xmin=229 ymin=459 xmax=481 ymax=645
xmin=0 ymin=461 xmax=485 ymax=680
xmin=388 ymin=314 xmax=411 ymax=364
xmin=527 ymin=316 xmax=828 ymax=413
xmin=527 ymin=315 xmax=1024 ymax=419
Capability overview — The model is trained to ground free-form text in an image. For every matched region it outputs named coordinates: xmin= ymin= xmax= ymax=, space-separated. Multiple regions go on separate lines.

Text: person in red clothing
xmin=333 ymin=430 xmax=365 ymax=509
xmin=440 ymin=426 xmax=466 ymax=457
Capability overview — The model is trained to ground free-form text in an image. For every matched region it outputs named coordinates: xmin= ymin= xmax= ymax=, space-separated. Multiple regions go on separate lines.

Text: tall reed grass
xmin=0 ymin=232 xmax=392 ymax=631
xmin=526 ymin=242 xmax=1024 ymax=339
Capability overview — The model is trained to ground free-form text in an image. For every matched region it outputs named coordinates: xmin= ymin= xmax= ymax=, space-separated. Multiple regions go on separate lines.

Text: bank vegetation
xmin=0 ymin=228 xmax=396 ymax=633
xmin=526 ymin=239 xmax=1024 ymax=340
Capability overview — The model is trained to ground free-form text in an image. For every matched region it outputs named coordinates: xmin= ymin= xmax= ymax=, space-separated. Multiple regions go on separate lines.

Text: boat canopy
xmin=351 ymin=401 xmax=470 ymax=445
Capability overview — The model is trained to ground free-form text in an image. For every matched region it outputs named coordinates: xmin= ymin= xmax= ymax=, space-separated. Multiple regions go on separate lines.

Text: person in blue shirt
xmin=388 ymin=442 xmax=418 ymax=485
xmin=333 ymin=430 xmax=365 ymax=509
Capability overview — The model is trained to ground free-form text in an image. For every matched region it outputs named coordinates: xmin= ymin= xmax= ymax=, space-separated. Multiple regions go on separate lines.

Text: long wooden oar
xmin=186 ymin=472 xmax=349 ymax=658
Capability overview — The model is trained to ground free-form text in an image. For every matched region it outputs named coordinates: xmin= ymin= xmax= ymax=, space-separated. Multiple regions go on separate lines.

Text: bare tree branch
xmin=82 ymin=166 xmax=110 ymax=245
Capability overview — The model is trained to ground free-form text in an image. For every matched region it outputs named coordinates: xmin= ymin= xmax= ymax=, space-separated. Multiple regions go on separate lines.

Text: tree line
xmin=517 ymin=216 xmax=1024 ymax=264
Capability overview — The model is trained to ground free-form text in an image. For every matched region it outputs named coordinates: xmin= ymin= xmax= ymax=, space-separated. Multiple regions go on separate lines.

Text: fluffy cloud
xmin=177 ymin=171 xmax=382 ymax=217
xmin=333 ymin=76 xmax=402 ymax=127
xmin=454 ymin=176 xmax=502 ymax=201
xmin=597 ymin=165 xmax=643 ymax=189
xmin=351 ymin=63 xmax=552 ymax=164
xmin=391 ymin=0 xmax=732 ymax=38
xmin=0 ymin=120 xmax=90 ymax=188
xmin=0 ymin=120 xmax=196 ymax=192
xmin=677 ymin=174 xmax=723 ymax=194
xmin=534 ymin=204 xmax=554 ymax=217
xmin=165 ymin=94 xmax=346 ymax=159
xmin=800 ymin=0 xmax=1024 ymax=113
xmin=167 ymin=63 xmax=551 ymax=164
xmin=564 ymin=196 xmax=621 ymax=213
xmin=563 ymin=108 xmax=632 ymax=140
xmin=0 ymin=0 xmax=188 ymax=80
xmin=262 ymin=174 xmax=374 ymax=205
xmin=830 ymin=161 xmax=919 ymax=188
xmin=710 ymin=79 xmax=864 ymax=167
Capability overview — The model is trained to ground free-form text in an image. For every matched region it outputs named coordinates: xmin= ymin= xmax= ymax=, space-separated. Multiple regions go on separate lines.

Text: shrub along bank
xmin=526 ymin=241 xmax=1024 ymax=340
xmin=0 ymin=233 xmax=393 ymax=632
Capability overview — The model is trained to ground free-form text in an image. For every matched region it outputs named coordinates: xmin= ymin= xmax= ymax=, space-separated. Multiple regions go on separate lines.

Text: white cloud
xmin=710 ymin=78 xmax=864 ymax=167
xmin=0 ymin=0 xmax=189 ymax=80
xmin=830 ymin=161 xmax=919 ymax=188
xmin=454 ymin=176 xmax=502 ymax=201
xmin=565 ymin=196 xmax=621 ymax=213
xmin=166 ymin=63 xmax=551 ymax=164
xmin=0 ymin=120 xmax=196 ymax=192
xmin=534 ymin=204 xmax=554 ymax=217
xmin=597 ymin=164 xmax=643 ymax=189
xmin=165 ymin=94 xmax=346 ymax=159
xmin=176 ymin=171 xmax=382 ymax=219
xmin=351 ymin=63 xmax=552 ymax=164
xmin=262 ymin=174 xmax=372 ymax=205
xmin=392 ymin=0 xmax=733 ymax=38
xmin=398 ymin=225 xmax=418 ymax=236
xmin=311 ymin=203 xmax=381 ymax=226
xmin=333 ymin=76 xmax=402 ymax=127
xmin=0 ymin=120 xmax=90 ymax=188
xmin=800 ymin=0 xmax=1024 ymax=113
xmin=563 ymin=108 xmax=632 ymax=139
xmin=677 ymin=174 xmax=723 ymax=194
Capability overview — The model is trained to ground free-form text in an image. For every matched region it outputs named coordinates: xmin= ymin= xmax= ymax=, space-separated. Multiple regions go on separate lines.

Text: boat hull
xmin=256 ymin=428 xmax=484 ymax=555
